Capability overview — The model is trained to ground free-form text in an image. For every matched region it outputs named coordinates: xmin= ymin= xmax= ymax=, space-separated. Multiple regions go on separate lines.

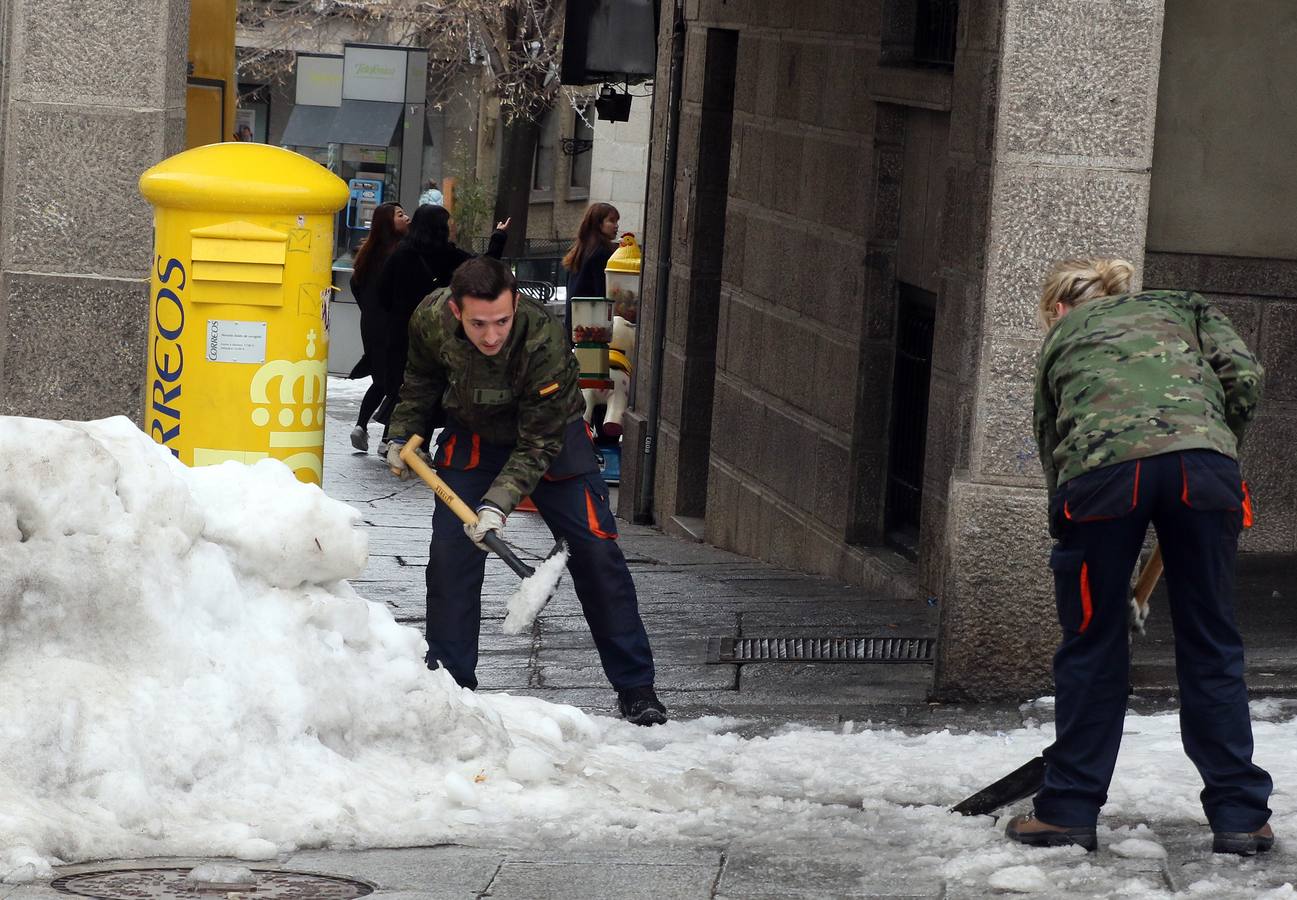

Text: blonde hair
xmin=1038 ymin=258 xmax=1135 ymax=329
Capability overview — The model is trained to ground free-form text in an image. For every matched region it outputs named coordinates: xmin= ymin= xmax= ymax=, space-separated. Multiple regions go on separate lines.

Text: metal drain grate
xmin=51 ymin=867 xmax=374 ymax=898
xmin=707 ymin=636 xmax=935 ymax=664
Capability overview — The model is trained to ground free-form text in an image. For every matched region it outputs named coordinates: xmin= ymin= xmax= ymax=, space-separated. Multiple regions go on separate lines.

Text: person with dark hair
xmin=348 ymin=201 xmax=409 ymax=452
xmin=384 ymin=256 xmax=667 ymax=727
xmin=562 ymin=202 xmax=620 ymax=328
xmin=372 ymin=204 xmax=510 ymax=455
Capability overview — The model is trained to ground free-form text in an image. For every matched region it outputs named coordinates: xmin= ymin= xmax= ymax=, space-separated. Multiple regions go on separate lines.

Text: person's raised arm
xmin=485 ymin=218 xmax=510 ymax=259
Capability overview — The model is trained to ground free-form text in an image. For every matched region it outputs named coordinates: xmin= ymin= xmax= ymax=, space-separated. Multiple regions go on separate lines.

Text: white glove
xmin=465 ymin=504 xmax=505 ymax=551
xmin=386 ymin=441 xmax=409 ymax=479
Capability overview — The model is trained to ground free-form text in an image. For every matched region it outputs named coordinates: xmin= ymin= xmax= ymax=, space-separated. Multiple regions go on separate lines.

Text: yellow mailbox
xmin=139 ymin=143 xmax=349 ymax=484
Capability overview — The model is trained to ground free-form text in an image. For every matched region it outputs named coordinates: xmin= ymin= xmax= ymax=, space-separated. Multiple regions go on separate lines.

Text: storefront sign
xmin=342 ymin=45 xmax=407 ymax=103
xmin=296 ymin=55 xmax=343 ymax=107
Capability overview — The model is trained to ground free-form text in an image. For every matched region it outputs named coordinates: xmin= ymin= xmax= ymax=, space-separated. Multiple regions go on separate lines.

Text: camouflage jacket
xmin=388 ymin=288 xmax=586 ymax=514
xmin=1033 ymin=290 xmax=1263 ymax=495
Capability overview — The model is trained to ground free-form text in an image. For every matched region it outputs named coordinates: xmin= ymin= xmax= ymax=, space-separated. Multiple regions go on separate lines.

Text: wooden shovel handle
xmin=399 ymin=435 xmax=479 ymax=527
xmin=399 ymin=435 xmax=535 ymax=580
xmin=1132 ymin=543 xmax=1164 ymax=610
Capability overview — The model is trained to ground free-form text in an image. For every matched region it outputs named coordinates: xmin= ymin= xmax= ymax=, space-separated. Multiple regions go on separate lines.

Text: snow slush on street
xmin=2 ymin=415 xmax=1295 ymax=896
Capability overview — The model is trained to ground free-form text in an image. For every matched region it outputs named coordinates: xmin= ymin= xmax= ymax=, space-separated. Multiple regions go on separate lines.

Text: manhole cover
xmin=50 ymin=867 xmax=374 ymax=899
xmin=706 ymin=636 xmax=935 ymax=663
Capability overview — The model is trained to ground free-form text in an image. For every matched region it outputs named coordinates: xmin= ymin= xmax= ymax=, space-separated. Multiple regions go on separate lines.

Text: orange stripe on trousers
xmin=584 ymin=487 xmax=618 ymax=539
xmin=1079 ymin=562 xmax=1093 ymax=634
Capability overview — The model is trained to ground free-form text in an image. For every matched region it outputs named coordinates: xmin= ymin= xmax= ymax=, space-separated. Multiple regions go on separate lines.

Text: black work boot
xmin=1213 ymin=822 xmax=1275 ymax=856
xmin=1006 ymin=814 xmax=1098 ymax=852
xmin=617 ymin=686 xmax=668 ymax=726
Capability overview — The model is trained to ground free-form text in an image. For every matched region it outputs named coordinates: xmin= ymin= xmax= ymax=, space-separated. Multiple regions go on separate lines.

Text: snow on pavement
xmin=1 ymin=416 xmax=1294 ymax=897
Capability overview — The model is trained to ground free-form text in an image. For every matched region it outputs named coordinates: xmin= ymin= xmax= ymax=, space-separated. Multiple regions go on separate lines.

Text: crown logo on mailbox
xmin=249 ymin=330 xmax=327 ymax=432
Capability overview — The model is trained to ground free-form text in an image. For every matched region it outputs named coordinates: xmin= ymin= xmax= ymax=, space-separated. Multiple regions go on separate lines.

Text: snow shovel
xmin=1129 ymin=543 xmax=1162 ymax=635
xmin=950 ymin=545 xmax=1164 ymax=817
xmin=399 ymin=435 xmax=569 ymax=634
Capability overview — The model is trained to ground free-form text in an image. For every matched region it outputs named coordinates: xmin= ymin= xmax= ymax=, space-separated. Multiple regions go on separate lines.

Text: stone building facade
xmin=618 ymin=0 xmax=1297 ymax=698
xmin=0 ymin=1 xmax=190 ymax=422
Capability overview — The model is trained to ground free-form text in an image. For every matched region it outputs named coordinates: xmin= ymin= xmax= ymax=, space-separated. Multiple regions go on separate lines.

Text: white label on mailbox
xmin=206 ymin=320 xmax=267 ymax=363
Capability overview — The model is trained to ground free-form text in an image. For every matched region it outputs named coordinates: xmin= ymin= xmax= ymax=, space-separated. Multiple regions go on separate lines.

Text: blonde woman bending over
xmin=1008 ymin=258 xmax=1273 ymax=856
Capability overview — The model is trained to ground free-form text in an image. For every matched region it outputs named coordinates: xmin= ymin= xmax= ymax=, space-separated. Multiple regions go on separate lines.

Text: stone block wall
xmin=0 ymin=0 xmax=190 ymax=420
xmin=621 ymin=0 xmax=988 ymax=595
xmin=590 ymin=96 xmax=652 ymax=235
xmin=622 ymin=0 xmax=903 ymax=585
xmin=932 ymin=0 xmax=1167 ymax=700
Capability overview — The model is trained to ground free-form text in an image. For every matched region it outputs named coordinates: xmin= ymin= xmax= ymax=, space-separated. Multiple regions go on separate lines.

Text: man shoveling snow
xmin=383 ymin=256 xmax=667 ymax=726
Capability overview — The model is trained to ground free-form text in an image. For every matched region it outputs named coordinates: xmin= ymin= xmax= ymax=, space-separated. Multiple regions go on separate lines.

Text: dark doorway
xmin=672 ymin=28 xmax=738 ymax=522
xmin=884 ymin=284 xmax=935 ymax=557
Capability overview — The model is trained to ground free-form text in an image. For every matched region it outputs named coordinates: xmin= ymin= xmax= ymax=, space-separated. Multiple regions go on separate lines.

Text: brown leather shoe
xmin=1213 ymin=822 xmax=1274 ymax=855
xmin=1006 ymin=814 xmax=1098 ymax=852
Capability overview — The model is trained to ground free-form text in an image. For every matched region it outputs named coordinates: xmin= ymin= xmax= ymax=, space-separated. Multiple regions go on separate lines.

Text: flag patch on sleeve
xmin=538 ymin=381 xmax=560 ymax=397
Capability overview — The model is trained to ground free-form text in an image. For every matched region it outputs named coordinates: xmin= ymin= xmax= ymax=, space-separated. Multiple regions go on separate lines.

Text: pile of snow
xmin=2 ymin=417 xmax=1294 ymax=898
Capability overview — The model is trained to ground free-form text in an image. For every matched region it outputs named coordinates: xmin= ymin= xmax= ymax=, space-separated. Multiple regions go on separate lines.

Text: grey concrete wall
xmin=932 ymin=0 xmax=1166 ymax=700
xmin=1147 ymin=1 xmax=1297 ymax=260
xmin=0 ymin=0 xmax=190 ymax=420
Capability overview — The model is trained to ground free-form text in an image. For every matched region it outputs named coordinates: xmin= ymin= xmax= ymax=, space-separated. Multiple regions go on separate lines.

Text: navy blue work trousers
xmin=1034 ymin=449 xmax=1272 ymax=832
xmin=422 ymin=426 xmax=655 ymax=692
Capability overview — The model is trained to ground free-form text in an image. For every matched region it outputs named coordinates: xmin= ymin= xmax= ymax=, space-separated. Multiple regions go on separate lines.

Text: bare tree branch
xmin=237 ymin=0 xmax=564 ymax=119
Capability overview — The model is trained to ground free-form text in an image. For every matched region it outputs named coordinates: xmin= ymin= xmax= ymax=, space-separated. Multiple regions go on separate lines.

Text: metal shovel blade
xmin=950 ymin=756 xmax=1046 ymax=817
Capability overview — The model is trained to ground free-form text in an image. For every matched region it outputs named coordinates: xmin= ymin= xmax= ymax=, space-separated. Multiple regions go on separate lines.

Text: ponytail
xmin=1039 ymin=257 xmax=1134 ymax=329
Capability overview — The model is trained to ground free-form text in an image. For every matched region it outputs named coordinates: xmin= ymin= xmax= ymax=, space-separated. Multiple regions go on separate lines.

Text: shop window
xmin=569 ymin=108 xmax=595 ymax=193
xmin=532 ymin=109 xmax=557 ymax=196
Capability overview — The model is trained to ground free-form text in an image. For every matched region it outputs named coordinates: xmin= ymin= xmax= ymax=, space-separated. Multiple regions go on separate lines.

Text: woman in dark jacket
xmin=562 ymin=203 xmax=620 ymax=330
xmin=348 ymin=202 xmax=409 ymax=451
xmin=374 ymin=204 xmax=509 ymax=454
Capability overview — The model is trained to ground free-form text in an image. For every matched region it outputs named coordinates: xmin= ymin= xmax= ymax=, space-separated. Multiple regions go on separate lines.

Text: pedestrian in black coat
xmin=373 ymin=204 xmax=509 ymax=453
xmin=347 ymin=201 xmax=409 ymax=452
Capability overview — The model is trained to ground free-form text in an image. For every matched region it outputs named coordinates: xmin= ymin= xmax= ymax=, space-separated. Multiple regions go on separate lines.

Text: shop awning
xmin=328 ymin=99 xmax=404 ymax=147
xmin=280 ymin=104 xmax=338 ymax=148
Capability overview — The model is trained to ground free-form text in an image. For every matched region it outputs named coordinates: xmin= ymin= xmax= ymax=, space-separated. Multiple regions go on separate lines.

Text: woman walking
xmin=348 ymin=202 xmax=409 ymax=451
xmin=375 ymin=204 xmax=509 ymax=455
xmin=562 ymin=202 xmax=620 ymax=328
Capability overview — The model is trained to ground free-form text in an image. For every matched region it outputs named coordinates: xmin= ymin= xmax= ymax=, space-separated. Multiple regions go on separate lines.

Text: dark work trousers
xmin=423 ymin=423 xmax=656 ymax=692
xmin=1034 ymin=449 xmax=1272 ymax=832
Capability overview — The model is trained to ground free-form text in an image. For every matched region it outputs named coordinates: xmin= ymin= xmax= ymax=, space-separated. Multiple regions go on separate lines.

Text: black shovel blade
xmin=950 ymin=755 xmax=1046 ymax=817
